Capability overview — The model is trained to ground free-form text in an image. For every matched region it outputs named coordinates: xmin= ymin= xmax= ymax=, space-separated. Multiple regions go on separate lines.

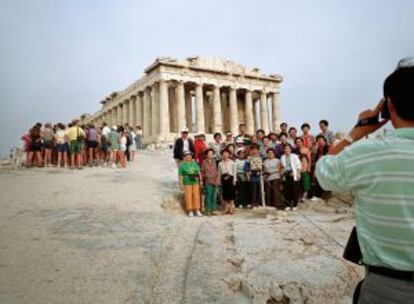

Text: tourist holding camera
xmin=315 ymin=59 xmax=414 ymax=303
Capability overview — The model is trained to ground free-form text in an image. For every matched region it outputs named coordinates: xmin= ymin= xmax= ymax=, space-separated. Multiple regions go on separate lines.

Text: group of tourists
xmin=21 ymin=119 xmax=143 ymax=169
xmin=174 ymin=121 xmax=336 ymax=217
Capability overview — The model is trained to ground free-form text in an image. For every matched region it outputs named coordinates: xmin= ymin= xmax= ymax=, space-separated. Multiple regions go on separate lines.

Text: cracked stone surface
xmin=0 ymin=150 xmax=362 ymax=304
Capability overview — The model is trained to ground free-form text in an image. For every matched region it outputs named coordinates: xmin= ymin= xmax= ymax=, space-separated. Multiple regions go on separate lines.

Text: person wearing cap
xmin=235 ymin=138 xmax=245 ymax=154
xmin=223 ymin=131 xmax=234 ymax=147
xmin=173 ymin=127 xmax=194 ymax=166
xmin=178 ymin=151 xmax=203 ymax=217
xmin=201 ymin=148 xmax=219 ymax=215
xmin=66 ymin=119 xmax=85 ymax=169
xmin=235 ymin=149 xmax=250 ymax=209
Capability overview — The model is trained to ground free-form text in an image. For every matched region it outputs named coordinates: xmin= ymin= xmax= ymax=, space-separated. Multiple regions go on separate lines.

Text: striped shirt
xmin=315 ymin=128 xmax=414 ymax=271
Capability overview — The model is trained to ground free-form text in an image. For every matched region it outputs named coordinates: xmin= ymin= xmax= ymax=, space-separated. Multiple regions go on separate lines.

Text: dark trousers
xmin=236 ymin=181 xmax=250 ymax=207
xmin=264 ymin=178 xmax=285 ymax=209
xmin=250 ymin=181 xmax=261 ymax=207
xmin=283 ymin=173 xmax=301 ymax=207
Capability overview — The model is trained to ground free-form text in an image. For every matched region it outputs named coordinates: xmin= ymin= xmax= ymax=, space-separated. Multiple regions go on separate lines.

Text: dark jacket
xmin=173 ymin=137 xmax=195 ymax=160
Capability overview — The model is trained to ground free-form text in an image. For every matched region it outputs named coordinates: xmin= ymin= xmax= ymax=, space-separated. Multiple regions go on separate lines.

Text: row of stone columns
xmin=90 ymin=80 xmax=281 ymax=137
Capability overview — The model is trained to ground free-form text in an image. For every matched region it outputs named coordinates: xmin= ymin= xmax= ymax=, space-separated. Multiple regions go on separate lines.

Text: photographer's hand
xmin=329 ymin=99 xmax=389 ymax=156
xmin=349 ymin=99 xmax=389 ymax=141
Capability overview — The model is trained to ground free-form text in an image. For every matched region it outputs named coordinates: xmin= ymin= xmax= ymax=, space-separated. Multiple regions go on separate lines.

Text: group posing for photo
xmin=174 ymin=120 xmax=336 ymax=217
xmin=21 ymin=119 xmax=143 ymax=169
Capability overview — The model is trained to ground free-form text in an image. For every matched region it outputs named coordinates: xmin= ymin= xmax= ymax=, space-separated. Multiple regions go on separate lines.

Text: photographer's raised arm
xmin=329 ymin=99 xmax=389 ymax=156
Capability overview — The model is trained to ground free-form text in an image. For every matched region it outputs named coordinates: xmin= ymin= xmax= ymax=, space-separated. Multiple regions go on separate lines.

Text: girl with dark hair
xmin=201 ymin=149 xmax=219 ymax=215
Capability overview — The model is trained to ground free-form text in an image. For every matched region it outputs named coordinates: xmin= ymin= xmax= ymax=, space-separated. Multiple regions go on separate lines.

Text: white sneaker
xmin=292 ymin=207 xmax=298 ymax=211
xmin=310 ymin=197 xmax=318 ymax=202
xmin=195 ymin=211 xmax=203 ymax=217
xmin=112 ymin=163 xmax=116 ymax=168
xmin=238 ymin=204 xmax=243 ymax=209
xmin=284 ymin=207 xmax=292 ymax=211
xmin=188 ymin=211 xmax=194 ymax=217
xmin=247 ymin=204 xmax=252 ymax=209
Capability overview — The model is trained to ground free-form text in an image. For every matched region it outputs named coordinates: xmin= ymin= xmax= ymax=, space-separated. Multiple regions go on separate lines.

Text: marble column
xmin=123 ymin=100 xmax=129 ymax=125
xmin=159 ymin=79 xmax=170 ymax=134
xmin=143 ymin=88 xmax=151 ymax=137
xmin=229 ymin=87 xmax=238 ymax=135
xmin=195 ymin=83 xmax=205 ymax=133
xmin=117 ymin=105 xmax=122 ymax=125
xmin=177 ymin=81 xmax=186 ymax=132
xmin=260 ymin=91 xmax=269 ymax=133
xmin=136 ymin=93 xmax=143 ymax=127
xmin=245 ymin=90 xmax=254 ymax=135
xmin=212 ymin=85 xmax=222 ymax=133
xmin=185 ymin=88 xmax=192 ymax=131
xmin=151 ymin=84 xmax=159 ymax=136
xmin=272 ymin=91 xmax=281 ymax=132
xmin=129 ymin=97 xmax=135 ymax=127
xmin=112 ymin=108 xmax=117 ymax=125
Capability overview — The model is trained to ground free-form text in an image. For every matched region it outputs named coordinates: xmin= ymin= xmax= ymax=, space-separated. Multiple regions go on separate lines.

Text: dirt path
xmin=0 ymin=150 xmax=362 ymax=304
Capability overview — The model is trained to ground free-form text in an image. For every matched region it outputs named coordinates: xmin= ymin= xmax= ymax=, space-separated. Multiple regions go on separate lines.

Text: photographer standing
xmin=315 ymin=60 xmax=414 ymax=303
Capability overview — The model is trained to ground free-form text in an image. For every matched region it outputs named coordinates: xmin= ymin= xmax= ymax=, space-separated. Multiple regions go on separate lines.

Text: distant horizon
xmin=1 ymin=0 xmax=413 ymax=156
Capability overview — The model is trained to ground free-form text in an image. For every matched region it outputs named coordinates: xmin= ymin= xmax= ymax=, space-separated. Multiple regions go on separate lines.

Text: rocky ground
xmin=0 ymin=150 xmax=363 ymax=304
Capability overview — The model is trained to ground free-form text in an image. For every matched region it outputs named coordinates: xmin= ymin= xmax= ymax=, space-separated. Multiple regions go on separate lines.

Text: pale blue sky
xmin=1 ymin=0 xmax=413 ymax=155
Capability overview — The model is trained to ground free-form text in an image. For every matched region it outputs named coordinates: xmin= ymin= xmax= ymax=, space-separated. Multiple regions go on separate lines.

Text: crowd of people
xmin=174 ymin=121 xmax=336 ymax=217
xmin=21 ymin=119 xmax=143 ymax=169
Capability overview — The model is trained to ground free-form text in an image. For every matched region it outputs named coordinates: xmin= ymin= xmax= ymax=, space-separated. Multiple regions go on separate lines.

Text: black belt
xmin=367 ymin=265 xmax=414 ymax=281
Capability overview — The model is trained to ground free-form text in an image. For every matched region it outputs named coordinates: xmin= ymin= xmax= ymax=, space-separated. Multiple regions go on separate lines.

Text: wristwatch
xmin=343 ymin=134 xmax=355 ymax=144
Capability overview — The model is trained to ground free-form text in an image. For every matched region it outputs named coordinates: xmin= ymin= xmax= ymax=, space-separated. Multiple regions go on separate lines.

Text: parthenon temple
xmin=80 ymin=57 xmax=283 ymax=143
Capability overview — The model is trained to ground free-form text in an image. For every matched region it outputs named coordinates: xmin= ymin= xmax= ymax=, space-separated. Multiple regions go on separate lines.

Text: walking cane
xmin=260 ymin=171 xmax=266 ymax=208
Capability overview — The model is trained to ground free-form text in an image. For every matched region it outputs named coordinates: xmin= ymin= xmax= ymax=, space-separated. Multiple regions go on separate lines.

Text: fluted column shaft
xmin=117 ymin=105 xmax=122 ymax=125
xmin=272 ymin=92 xmax=281 ymax=132
xmin=260 ymin=91 xmax=269 ymax=133
xmin=212 ymin=85 xmax=222 ymax=133
xmin=151 ymin=85 xmax=159 ymax=136
xmin=229 ymin=87 xmax=238 ymax=135
xmin=136 ymin=94 xmax=143 ymax=127
xmin=195 ymin=83 xmax=205 ymax=133
xmin=159 ymin=80 xmax=170 ymax=134
xmin=123 ymin=101 xmax=129 ymax=125
xmin=129 ymin=98 xmax=135 ymax=127
xmin=177 ymin=81 xmax=186 ymax=132
xmin=143 ymin=88 xmax=151 ymax=137
xmin=245 ymin=90 xmax=254 ymax=135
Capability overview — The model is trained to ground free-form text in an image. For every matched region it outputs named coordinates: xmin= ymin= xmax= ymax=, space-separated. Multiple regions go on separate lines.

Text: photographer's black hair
xmin=384 ymin=58 xmax=414 ymax=121
xmin=279 ymin=132 xmax=288 ymax=138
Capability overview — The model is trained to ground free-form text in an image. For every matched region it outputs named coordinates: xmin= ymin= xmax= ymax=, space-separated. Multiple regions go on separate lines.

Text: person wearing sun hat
xmin=173 ymin=127 xmax=195 ymax=166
